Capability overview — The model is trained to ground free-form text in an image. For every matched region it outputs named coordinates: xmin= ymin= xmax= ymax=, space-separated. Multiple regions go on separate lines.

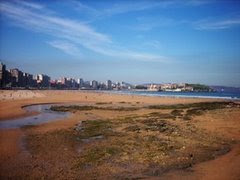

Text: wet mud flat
xmin=1 ymin=101 xmax=239 ymax=179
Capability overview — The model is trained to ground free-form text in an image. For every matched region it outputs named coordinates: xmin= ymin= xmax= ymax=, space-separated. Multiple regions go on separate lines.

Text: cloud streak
xmin=0 ymin=1 xmax=168 ymax=62
xmin=15 ymin=0 xmax=44 ymax=10
xmin=71 ymin=0 xmax=174 ymax=19
xmin=48 ymin=40 xmax=82 ymax=56
xmin=70 ymin=0 xmax=212 ymax=22
xmin=194 ymin=17 xmax=240 ymax=30
xmin=130 ymin=16 xmax=188 ymax=31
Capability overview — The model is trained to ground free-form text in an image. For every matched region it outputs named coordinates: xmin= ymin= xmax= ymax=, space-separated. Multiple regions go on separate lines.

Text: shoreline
xmin=1 ymin=89 xmax=240 ymax=101
xmin=98 ymin=90 xmax=240 ymax=100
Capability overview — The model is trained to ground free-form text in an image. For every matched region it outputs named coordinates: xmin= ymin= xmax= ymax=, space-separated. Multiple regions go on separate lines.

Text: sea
xmin=103 ymin=90 xmax=240 ymax=100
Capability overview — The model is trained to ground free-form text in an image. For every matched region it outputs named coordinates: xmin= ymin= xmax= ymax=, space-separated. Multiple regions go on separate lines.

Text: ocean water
xmin=104 ymin=90 xmax=240 ymax=100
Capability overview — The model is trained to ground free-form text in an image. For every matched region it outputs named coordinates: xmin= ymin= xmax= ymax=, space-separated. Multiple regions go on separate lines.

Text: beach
xmin=0 ymin=90 xmax=240 ymax=179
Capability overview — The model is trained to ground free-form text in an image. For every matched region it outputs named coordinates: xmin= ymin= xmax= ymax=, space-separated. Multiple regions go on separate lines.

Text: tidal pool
xmin=0 ymin=104 xmax=70 ymax=129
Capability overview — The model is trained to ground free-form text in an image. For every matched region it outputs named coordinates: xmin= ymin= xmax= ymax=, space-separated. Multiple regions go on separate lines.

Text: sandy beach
xmin=0 ymin=90 xmax=240 ymax=179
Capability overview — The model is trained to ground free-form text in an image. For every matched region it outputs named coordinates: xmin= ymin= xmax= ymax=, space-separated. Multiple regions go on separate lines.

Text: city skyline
xmin=0 ymin=0 xmax=240 ymax=87
xmin=1 ymin=61 xmax=221 ymax=93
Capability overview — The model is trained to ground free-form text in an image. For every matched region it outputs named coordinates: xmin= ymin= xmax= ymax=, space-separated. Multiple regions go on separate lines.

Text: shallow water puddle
xmin=0 ymin=104 xmax=70 ymax=129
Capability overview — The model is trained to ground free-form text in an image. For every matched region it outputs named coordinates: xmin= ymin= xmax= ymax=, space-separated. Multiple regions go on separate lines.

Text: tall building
xmin=4 ymin=70 xmax=12 ymax=87
xmin=106 ymin=80 xmax=112 ymax=90
xmin=91 ymin=80 xmax=98 ymax=89
xmin=66 ymin=77 xmax=72 ymax=88
xmin=84 ymin=81 xmax=90 ymax=88
xmin=98 ymin=82 xmax=106 ymax=90
xmin=36 ymin=74 xmax=50 ymax=87
xmin=70 ymin=78 xmax=77 ymax=89
xmin=0 ymin=62 xmax=6 ymax=87
xmin=10 ymin=68 xmax=24 ymax=87
xmin=23 ymin=73 xmax=34 ymax=87
xmin=60 ymin=77 xmax=67 ymax=86
xmin=77 ymin=78 xmax=84 ymax=88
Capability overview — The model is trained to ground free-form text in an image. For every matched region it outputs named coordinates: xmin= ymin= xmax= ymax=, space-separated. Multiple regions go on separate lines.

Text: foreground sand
xmin=0 ymin=90 xmax=240 ymax=179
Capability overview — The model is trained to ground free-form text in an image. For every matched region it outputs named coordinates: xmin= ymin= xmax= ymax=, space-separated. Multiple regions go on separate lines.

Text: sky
xmin=0 ymin=0 xmax=240 ymax=87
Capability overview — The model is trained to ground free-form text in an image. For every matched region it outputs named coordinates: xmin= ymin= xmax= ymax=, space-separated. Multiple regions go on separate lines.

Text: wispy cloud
xmin=71 ymin=0 xmax=174 ymax=18
xmin=143 ymin=40 xmax=162 ymax=49
xmin=195 ymin=17 xmax=240 ymax=30
xmin=101 ymin=1 xmax=173 ymax=16
xmin=185 ymin=0 xmax=214 ymax=6
xmin=130 ymin=11 xmax=240 ymax=32
xmin=131 ymin=16 xmax=186 ymax=31
xmin=70 ymin=0 xmax=211 ymax=21
xmin=47 ymin=41 xmax=82 ymax=56
xmin=15 ymin=0 xmax=44 ymax=10
xmin=0 ymin=1 xmax=168 ymax=62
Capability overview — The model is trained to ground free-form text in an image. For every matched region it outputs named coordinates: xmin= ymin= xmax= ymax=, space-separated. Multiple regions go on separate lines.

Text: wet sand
xmin=0 ymin=90 xmax=219 ymax=120
xmin=0 ymin=90 xmax=239 ymax=179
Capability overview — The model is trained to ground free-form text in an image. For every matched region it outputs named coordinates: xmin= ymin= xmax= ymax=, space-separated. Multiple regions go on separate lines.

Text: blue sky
xmin=0 ymin=0 xmax=240 ymax=86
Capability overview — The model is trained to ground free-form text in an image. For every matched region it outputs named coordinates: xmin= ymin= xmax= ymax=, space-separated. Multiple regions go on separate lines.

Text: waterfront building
xmin=36 ymin=74 xmax=50 ymax=87
xmin=84 ymin=81 xmax=90 ymax=88
xmin=106 ymin=80 xmax=112 ymax=90
xmin=4 ymin=70 xmax=12 ymax=87
xmin=183 ymin=86 xmax=194 ymax=91
xmin=10 ymin=68 xmax=24 ymax=87
xmin=116 ymin=82 xmax=121 ymax=90
xmin=148 ymin=84 xmax=161 ymax=91
xmin=60 ymin=77 xmax=67 ymax=86
xmin=178 ymin=83 xmax=187 ymax=88
xmin=70 ymin=78 xmax=77 ymax=89
xmin=77 ymin=78 xmax=84 ymax=88
xmin=121 ymin=82 xmax=133 ymax=90
xmin=91 ymin=80 xmax=98 ymax=89
xmin=66 ymin=78 xmax=72 ymax=88
xmin=98 ymin=82 xmax=106 ymax=90
xmin=0 ymin=62 xmax=6 ymax=87
xmin=23 ymin=73 xmax=34 ymax=87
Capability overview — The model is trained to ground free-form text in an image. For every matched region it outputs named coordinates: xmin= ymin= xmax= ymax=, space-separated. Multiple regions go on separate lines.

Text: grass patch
xmin=148 ymin=102 xmax=238 ymax=121
xmin=141 ymin=119 xmax=178 ymax=134
xmin=118 ymin=115 xmax=139 ymax=123
xmin=183 ymin=116 xmax=191 ymax=121
xmin=95 ymin=102 xmax=112 ymax=105
xmin=50 ymin=105 xmax=96 ymax=112
xmin=186 ymin=108 xmax=204 ymax=116
xmin=148 ymin=104 xmax=190 ymax=110
xmin=119 ymin=101 xmax=126 ymax=104
xmin=171 ymin=109 xmax=184 ymax=117
xmin=75 ymin=145 xmax=121 ymax=167
xmin=105 ymin=106 xmax=139 ymax=111
xmin=147 ymin=112 xmax=175 ymax=120
xmin=51 ymin=105 xmax=139 ymax=112
xmin=147 ymin=101 xmax=235 ymax=110
xmin=124 ymin=125 xmax=141 ymax=132
xmin=77 ymin=120 xmax=113 ymax=138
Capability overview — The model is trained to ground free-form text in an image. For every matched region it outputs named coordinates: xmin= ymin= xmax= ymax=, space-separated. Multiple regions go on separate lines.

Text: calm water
xmin=104 ymin=90 xmax=240 ymax=100
xmin=0 ymin=104 xmax=70 ymax=129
